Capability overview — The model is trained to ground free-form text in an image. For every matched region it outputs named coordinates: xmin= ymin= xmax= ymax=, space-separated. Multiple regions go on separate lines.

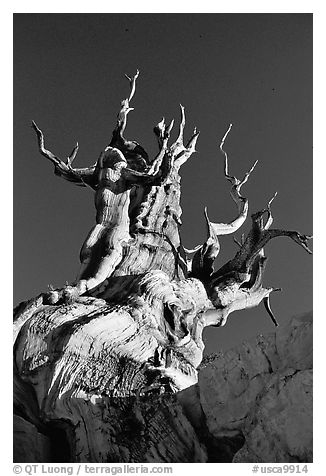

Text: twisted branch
xmin=176 ymin=104 xmax=186 ymax=145
xmin=125 ymin=69 xmax=139 ymax=103
xmin=109 ymin=70 xmax=149 ymax=170
xmin=114 ymin=69 xmax=140 ymax=137
xmin=207 ymin=195 xmax=312 ymax=327
xmin=206 ymin=124 xmax=257 ymax=236
xmin=31 ymin=121 xmax=96 ymax=188
xmin=169 ymin=105 xmax=200 ymax=169
xmin=191 ymin=125 xmax=256 ymax=281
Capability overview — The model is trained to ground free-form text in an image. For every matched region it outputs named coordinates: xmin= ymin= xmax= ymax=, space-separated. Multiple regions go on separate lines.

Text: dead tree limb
xmin=191 ymin=125 xmax=257 ymax=281
xmin=31 ymin=121 xmax=97 ymax=189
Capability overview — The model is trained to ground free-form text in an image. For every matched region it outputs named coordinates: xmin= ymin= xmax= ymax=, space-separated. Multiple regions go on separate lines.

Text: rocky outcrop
xmin=190 ymin=311 xmax=312 ymax=462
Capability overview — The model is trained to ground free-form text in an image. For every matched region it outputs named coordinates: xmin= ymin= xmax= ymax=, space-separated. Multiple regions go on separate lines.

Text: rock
xmin=233 ymin=369 xmax=312 ymax=462
xmin=13 ymin=415 xmax=51 ymax=463
xmin=192 ymin=311 xmax=312 ymax=462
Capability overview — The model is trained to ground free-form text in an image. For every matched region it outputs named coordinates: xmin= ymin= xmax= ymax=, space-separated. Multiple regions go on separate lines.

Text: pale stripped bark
xmin=14 ymin=71 xmax=312 ymax=463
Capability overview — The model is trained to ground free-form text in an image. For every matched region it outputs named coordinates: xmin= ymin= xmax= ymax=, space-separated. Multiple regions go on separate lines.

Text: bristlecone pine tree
xmin=14 ymin=71 xmax=312 ymax=463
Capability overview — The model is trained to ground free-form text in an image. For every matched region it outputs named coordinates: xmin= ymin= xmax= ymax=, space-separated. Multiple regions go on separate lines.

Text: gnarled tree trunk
xmin=14 ymin=71 xmax=312 ymax=463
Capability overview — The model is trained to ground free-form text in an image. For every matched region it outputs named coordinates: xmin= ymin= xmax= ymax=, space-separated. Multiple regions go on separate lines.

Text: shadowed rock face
xmin=195 ymin=312 xmax=312 ymax=462
xmin=14 ymin=307 xmax=312 ymax=463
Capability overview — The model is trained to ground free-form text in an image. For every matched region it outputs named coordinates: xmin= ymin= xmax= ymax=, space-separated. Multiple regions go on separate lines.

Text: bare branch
xmin=207 ymin=191 xmax=311 ymax=329
xmin=205 ymin=201 xmax=249 ymax=237
xmin=112 ymin=70 xmax=140 ymax=141
xmin=153 ymin=118 xmax=166 ymax=149
xmin=125 ymin=69 xmax=140 ymax=102
xmin=263 ymin=289 xmax=282 ymax=328
xmin=176 ymin=104 xmax=186 ymax=145
xmin=32 ymin=121 xmax=97 ymax=188
xmin=166 ymin=118 xmax=175 ymax=135
xmin=147 ymin=119 xmax=174 ymax=176
xmin=267 ymin=191 xmax=278 ymax=209
xmin=191 ymin=127 xmax=258 ymax=281
xmin=242 ymin=253 xmax=280 ymax=327
xmin=266 ymin=229 xmax=313 ymax=255
xmin=174 ymin=127 xmax=200 ymax=169
xmin=208 ymin=259 xmax=276 ymax=327
xmin=230 ymin=286 xmax=274 ymax=315
xmin=248 ymin=206 xmax=313 ymax=258
xmin=204 ymin=277 xmax=276 ymax=328
xmin=220 ymin=124 xmax=258 ymax=196
xmin=220 ymin=123 xmax=233 ymax=180
xmin=203 ymin=125 xmax=257 ymax=238
xmin=115 ymin=100 xmax=134 ymax=138
xmin=67 ymin=142 xmax=79 ymax=167
xmin=163 ymin=102 xmax=200 ymax=169
xmin=169 ymin=105 xmax=187 ymax=158
xmin=238 ymin=160 xmax=258 ymax=189
xmin=213 ymin=207 xmax=312 ymax=294
xmin=250 ymin=192 xmax=278 ymax=233
xmin=186 ymin=127 xmax=199 ymax=152
xmin=32 ymin=121 xmax=62 ymax=167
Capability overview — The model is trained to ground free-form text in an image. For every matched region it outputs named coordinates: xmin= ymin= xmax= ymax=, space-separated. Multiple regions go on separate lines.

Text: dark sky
xmin=14 ymin=13 xmax=312 ymax=354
